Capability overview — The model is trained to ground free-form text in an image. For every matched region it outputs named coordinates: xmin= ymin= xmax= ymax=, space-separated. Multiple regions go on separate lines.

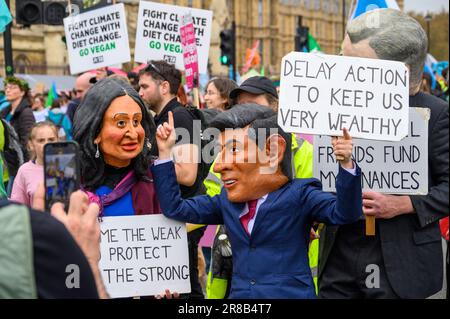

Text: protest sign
xmin=63 ymin=3 xmax=130 ymax=75
xmin=180 ymin=13 xmax=199 ymax=90
xmin=278 ymin=52 xmax=410 ymax=141
xmin=313 ymin=107 xmax=429 ymax=194
xmin=134 ymin=1 xmax=212 ymax=74
xmin=99 ymin=215 xmax=191 ymax=298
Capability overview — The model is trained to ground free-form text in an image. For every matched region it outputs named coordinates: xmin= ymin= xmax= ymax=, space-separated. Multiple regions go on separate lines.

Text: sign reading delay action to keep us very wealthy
xmin=278 ymin=52 xmax=410 ymax=141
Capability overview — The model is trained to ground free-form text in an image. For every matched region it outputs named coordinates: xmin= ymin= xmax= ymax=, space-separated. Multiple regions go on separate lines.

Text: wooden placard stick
xmin=334 ymin=130 xmax=374 ymax=236
xmin=366 ymin=215 xmax=376 ymax=236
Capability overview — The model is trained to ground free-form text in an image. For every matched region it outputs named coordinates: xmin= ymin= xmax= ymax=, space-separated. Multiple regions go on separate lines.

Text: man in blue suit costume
xmin=152 ymin=104 xmax=363 ymax=299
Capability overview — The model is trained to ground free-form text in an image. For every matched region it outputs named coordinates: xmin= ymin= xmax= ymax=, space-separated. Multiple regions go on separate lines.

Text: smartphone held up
xmin=44 ymin=141 xmax=81 ymax=210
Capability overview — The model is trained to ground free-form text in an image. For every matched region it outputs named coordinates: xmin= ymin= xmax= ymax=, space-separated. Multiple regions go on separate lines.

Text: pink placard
xmin=297 ymin=133 xmax=314 ymax=144
xmin=199 ymin=225 xmax=217 ymax=248
xmin=180 ymin=14 xmax=199 ymax=90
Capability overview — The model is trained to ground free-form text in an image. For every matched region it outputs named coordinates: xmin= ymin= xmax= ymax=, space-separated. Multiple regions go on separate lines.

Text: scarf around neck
xmin=84 ymin=170 xmax=136 ymax=217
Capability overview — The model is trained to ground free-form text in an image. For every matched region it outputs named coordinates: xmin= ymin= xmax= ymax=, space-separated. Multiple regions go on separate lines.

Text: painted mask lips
xmin=121 ymin=142 xmax=139 ymax=152
xmin=222 ymin=178 xmax=237 ymax=189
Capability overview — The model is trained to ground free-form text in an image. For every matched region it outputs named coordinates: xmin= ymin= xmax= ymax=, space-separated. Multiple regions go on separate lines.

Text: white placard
xmin=313 ymin=108 xmax=429 ymax=194
xmin=279 ymin=52 xmax=410 ymax=141
xmin=64 ymin=3 xmax=131 ymax=74
xmin=99 ymin=215 xmax=191 ymax=298
xmin=134 ymin=1 xmax=212 ymax=74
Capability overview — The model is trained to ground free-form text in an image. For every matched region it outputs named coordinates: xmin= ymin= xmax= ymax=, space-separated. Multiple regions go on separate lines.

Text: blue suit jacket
xmin=152 ymin=162 xmax=362 ymax=299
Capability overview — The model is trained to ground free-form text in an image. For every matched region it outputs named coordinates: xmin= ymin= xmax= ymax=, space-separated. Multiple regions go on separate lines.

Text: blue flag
xmin=349 ymin=0 xmax=399 ymax=21
xmin=0 ymin=0 xmax=12 ymax=33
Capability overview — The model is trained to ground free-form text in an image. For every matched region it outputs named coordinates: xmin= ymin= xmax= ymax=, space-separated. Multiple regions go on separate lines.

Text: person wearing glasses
xmin=138 ymin=60 xmax=207 ymax=299
xmin=1 ymin=76 xmax=35 ymax=162
xmin=204 ymin=78 xmax=237 ymax=111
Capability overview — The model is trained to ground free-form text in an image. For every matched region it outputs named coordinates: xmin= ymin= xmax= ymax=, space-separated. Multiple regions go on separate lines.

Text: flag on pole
xmin=242 ymin=40 xmax=261 ymax=74
xmin=308 ymin=32 xmax=321 ymax=52
xmin=300 ymin=32 xmax=321 ymax=53
xmin=0 ymin=0 xmax=12 ymax=33
xmin=349 ymin=0 xmax=399 ymax=21
xmin=45 ymin=82 xmax=58 ymax=108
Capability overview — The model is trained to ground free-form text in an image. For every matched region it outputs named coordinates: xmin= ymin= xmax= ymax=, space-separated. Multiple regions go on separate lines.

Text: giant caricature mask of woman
xmin=94 ymin=95 xmax=145 ymax=168
xmin=73 ymin=78 xmax=159 ymax=216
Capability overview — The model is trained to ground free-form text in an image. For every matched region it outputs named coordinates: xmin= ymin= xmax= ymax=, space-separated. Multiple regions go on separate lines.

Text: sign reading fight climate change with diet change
xmin=278 ymin=52 xmax=410 ymax=141
xmin=64 ymin=3 xmax=130 ymax=75
xmin=99 ymin=215 xmax=191 ymax=298
xmin=134 ymin=1 xmax=212 ymax=74
xmin=313 ymin=108 xmax=429 ymax=194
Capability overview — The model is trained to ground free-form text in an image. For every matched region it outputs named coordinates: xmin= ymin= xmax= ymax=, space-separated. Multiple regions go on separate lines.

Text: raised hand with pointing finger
xmin=156 ymin=111 xmax=177 ymax=161
xmin=331 ymin=128 xmax=354 ymax=170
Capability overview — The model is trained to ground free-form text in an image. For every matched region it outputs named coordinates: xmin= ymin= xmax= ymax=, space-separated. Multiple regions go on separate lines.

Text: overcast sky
xmin=404 ymin=0 xmax=449 ymax=13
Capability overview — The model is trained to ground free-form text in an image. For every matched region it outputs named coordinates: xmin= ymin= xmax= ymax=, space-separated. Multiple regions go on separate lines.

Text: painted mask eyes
xmin=117 ymin=120 xmax=126 ymax=129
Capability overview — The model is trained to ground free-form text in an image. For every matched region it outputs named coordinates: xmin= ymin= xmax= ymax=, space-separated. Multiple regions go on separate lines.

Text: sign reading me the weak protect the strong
xmin=99 ymin=215 xmax=191 ymax=298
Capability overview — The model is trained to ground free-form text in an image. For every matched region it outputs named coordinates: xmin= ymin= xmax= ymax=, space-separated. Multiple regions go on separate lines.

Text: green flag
xmin=308 ymin=32 xmax=321 ymax=52
xmin=45 ymin=81 xmax=58 ymax=108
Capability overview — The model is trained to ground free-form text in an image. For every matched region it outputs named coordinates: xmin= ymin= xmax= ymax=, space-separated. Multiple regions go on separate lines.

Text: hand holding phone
xmin=44 ymin=141 xmax=81 ymax=211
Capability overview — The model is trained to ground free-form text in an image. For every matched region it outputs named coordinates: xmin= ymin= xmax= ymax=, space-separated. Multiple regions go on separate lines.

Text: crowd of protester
xmin=0 ymin=8 xmax=448 ymax=300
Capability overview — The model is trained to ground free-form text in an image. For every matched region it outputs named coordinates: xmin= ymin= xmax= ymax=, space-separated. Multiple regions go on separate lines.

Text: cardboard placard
xmin=134 ymin=1 xmax=212 ymax=74
xmin=64 ymin=3 xmax=131 ymax=74
xmin=279 ymin=52 xmax=410 ymax=141
xmin=313 ymin=108 xmax=429 ymax=194
xmin=99 ymin=215 xmax=191 ymax=298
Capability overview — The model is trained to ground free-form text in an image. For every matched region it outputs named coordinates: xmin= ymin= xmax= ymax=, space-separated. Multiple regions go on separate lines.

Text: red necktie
xmin=241 ymin=199 xmax=258 ymax=235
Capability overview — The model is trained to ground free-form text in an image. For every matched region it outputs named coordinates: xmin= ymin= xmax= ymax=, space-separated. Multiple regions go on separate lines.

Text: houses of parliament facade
xmin=1 ymin=0 xmax=404 ymax=78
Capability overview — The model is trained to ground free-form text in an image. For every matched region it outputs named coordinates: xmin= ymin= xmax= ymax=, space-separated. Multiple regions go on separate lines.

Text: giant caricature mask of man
xmin=211 ymin=117 xmax=291 ymax=202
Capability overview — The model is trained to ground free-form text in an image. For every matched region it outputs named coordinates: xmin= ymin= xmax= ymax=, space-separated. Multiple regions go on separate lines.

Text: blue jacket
xmin=0 ymin=96 xmax=10 ymax=112
xmin=152 ymin=161 xmax=362 ymax=299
